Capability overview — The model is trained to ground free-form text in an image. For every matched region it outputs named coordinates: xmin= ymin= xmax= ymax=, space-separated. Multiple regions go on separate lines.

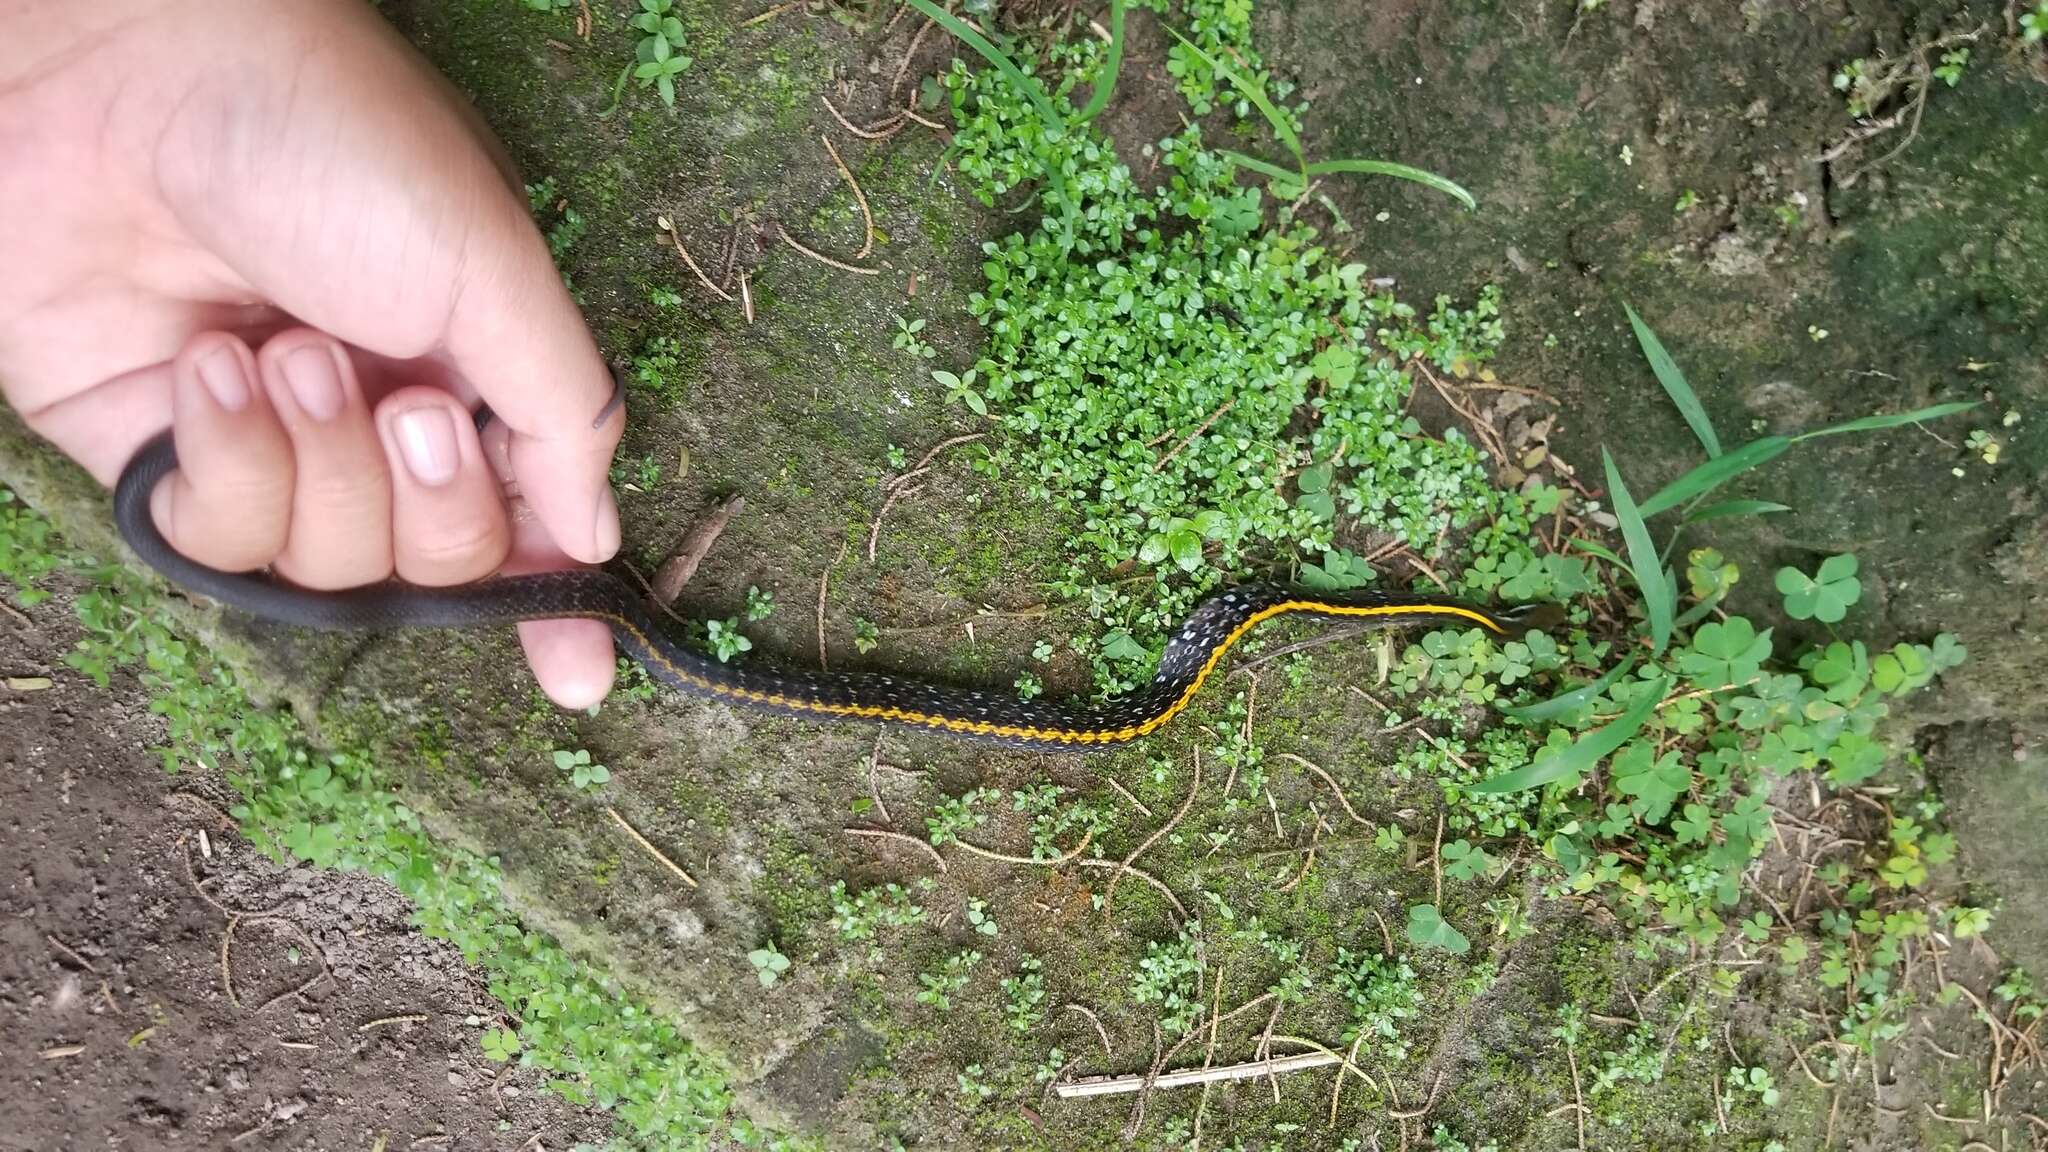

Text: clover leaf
xmin=481 ymin=1027 xmax=520 ymax=1062
xmin=1675 ymin=616 xmax=1771 ymax=689
xmin=1546 ymin=831 xmax=1589 ymax=877
xmin=1673 ymin=803 xmax=1715 ymax=846
xmin=1775 ymin=554 xmax=1861 ymax=623
xmin=1301 ymin=548 xmax=1375 ymax=592
xmin=1405 ymin=904 xmax=1470 ymax=955
xmin=1929 ymin=632 xmax=1967 ymax=671
xmin=1295 ymin=462 xmax=1336 ymax=520
xmin=1440 ymin=839 xmax=1495 ymax=883
xmin=1823 ymin=731 xmax=1887 ymax=786
xmin=1611 ymin=739 xmax=1689 ymax=824
xmin=1870 ymin=643 xmax=1929 ymax=696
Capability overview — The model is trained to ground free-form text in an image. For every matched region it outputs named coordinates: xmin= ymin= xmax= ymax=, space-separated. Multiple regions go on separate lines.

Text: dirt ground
xmin=0 ymin=579 xmax=609 ymax=1152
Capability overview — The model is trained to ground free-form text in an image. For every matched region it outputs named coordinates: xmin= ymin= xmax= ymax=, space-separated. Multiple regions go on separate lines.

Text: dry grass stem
xmin=820 ymin=136 xmax=876 ymax=258
xmin=656 ymin=217 xmax=734 ymax=301
xmin=776 ymin=223 xmax=879 ymax=274
xmin=1105 ymin=749 xmax=1200 ymax=913
xmin=605 ymin=807 xmax=699 ymax=888
xmin=843 ymin=826 xmax=948 ymax=873
xmin=821 ymin=93 xmax=906 ymax=139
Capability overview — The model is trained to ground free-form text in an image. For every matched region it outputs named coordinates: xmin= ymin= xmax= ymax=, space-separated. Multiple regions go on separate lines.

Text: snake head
xmin=1494 ymin=601 xmax=1567 ymax=633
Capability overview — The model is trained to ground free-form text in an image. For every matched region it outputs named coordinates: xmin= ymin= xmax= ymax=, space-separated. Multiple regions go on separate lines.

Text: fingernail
xmin=393 ymin=407 xmax=459 ymax=486
xmin=282 ymin=345 xmax=345 ymax=422
xmin=594 ymin=486 xmax=621 ymax=560
xmin=197 ymin=345 xmax=250 ymax=412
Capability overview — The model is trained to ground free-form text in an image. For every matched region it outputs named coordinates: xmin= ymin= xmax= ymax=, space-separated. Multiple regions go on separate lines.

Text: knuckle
xmin=397 ymin=514 xmax=509 ymax=583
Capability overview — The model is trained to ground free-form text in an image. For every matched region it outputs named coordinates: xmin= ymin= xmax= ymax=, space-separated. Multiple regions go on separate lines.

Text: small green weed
xmin=829 ymin=881 xmax=928 ymax=950
xmin=892 ymin=315 xmax=936 ymax=359
xmin=630 ymin=0 xmax=693 ymax=105
xmin=481 ymin=1026 xmax=521 ymax=1062
xmin=1130 ymin=923 xmax=1204 ymax=1035
xmin=916 ymin=949 xmax=983 ymax=1012
xmin=2024 ymin=3 xmax=2048 ymax=42
xmin=1000 ymin=956 xmax=1047 ymax=1033
xmin=551 ymin=748 xmax=610 ymax=791
xmin=610 ymin=454 xmax=663 ymax=491
xmin=955 ymin=1063 xmax=996 ymax=1103
xmin=705 ymin=618 xmax=752 ymax=662
xmin=1011 ymin=783 xmax=1102 ymax=860
xmin=965 ymin=897 xmax=999 ymax=937
xmin=1333 ymin=948 xmax=1421 ymax=1062
xmin=631 ymin=334 xmax=689 ymax=405
xmin=926 ymin=787 xmax=998 ymax=847
xmin=748 ymin=946 xmax=792 ymax=987
xmin=1933 ymin=47 xmax=1970 ymax=85
xmin=851 ymin=617 xmax=881 ymax=654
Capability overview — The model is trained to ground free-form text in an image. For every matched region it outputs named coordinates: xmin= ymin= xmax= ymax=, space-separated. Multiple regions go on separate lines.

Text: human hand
xmin=0 ymin=0 xmax=622 ymax=707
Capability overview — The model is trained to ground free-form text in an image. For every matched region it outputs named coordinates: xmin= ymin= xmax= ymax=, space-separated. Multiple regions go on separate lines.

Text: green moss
xmin=758 ymin=839 xmax=833 ymax=958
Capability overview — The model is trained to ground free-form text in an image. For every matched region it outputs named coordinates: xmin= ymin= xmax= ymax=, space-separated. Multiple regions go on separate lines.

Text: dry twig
xmin=1105 ymin=749 xmax=1200 ymax=913
xmin=656 ymin=216 xmax=735 ymax=302
xmin=865 ymin=433 xmax=985 ymax=561
xmin=953 ymin=830 xmax=1094 ymax=867
xmin=1154 ymin=398 xmax=1238 ymax=471
xmin=1076 ymin=859 xmax=1187 ymax=921
xmin=606 ymin=807 xmax=698 ymax=888
xmin=652 ymin=495 xmax=746 ymax=604
xmin=776 ymin=223 xmax=879 ymax=275
xmin=1274 ymin=752 xmax=1371 ymax=826
xmin=1056 ymin=1052 xmax=1340 ymax=1099
xmin=1064 ymin=1003 xmax=1115 ymax=1058
xmin=844 ymin=826 xmax=948 ymax=873
xmin=821 ymin=93 xmax=906 ymax=139
xmin=45 ymin=934 xmax=98 ymax=974
xmin=358 ymin=1014 xmax=431 ymax=1033
xmin=816 ymin=537 xmax=850 ymax=671
xmin=820 ymin=136 xmax=876 ymax=258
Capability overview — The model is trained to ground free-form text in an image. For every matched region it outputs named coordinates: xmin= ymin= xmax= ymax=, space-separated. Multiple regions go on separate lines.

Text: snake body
xmin=114 ymin=430 xmax=1552 ymax=749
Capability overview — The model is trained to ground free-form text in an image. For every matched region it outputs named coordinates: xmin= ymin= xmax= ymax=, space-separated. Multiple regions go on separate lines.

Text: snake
xmin=113 ymin=420 xmax=1557 ymax=750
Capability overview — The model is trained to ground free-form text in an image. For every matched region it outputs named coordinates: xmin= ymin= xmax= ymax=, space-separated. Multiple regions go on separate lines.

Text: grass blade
xmin=1568 ymin=537 xmax=1633 ymax=574
xmin=1165 ymin=26 xmax=1304 ymax=177
xmin=1791 ymin=401 xmax=1981 ymax=441
xmin=1471 ymin=674 xmax=1668 ymax=794
xmin=1623 ymin=302 xmax=1720 ymax=458
xmin=1221 ymin=149 xmax=1303 ymax=184
xmin=1637 ymin=436 xmax=1792 ymax=518
xmin=1073 ymin=0 xmax=1125 ymax=122
xmin=1685 ymin=499 xmax=1791 ymax=523
xmin=1498 ymin=654 xmax=1638 ymax=722
xmin=905 ymin=0 xmax=1062 ymax=128
xmin=1603 ymin=448 xmax=1673 ymax=655
xmin=1304 ymin=159 xmax=1475 ymax=210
